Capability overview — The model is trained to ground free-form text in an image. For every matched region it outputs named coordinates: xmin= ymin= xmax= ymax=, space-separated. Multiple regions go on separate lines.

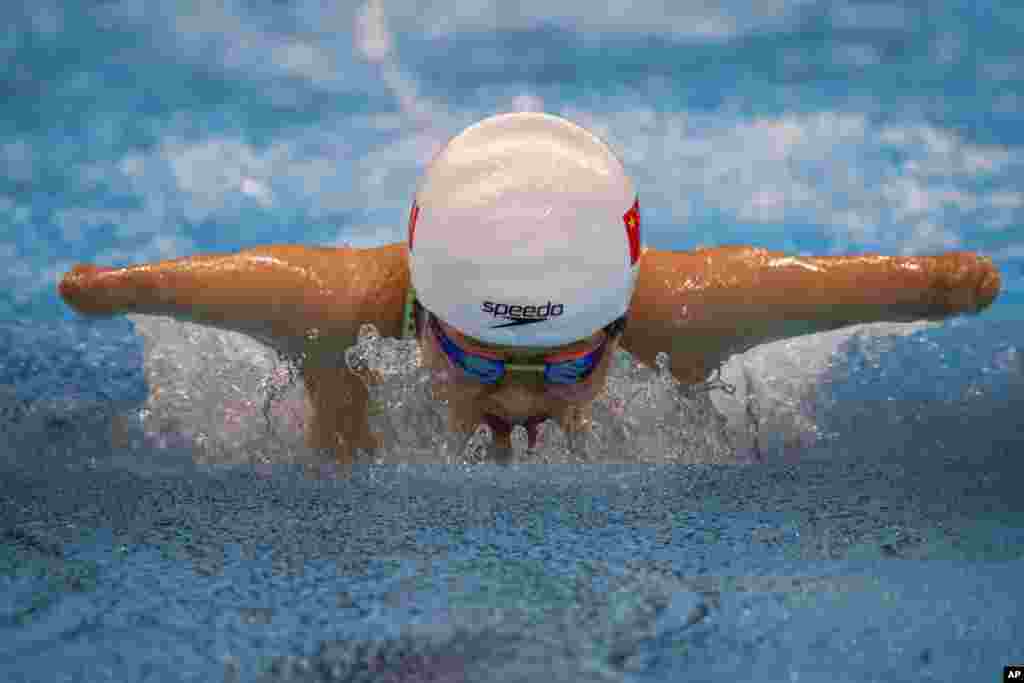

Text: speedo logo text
xmin=482 ymin=300 xmax=564 ymax=328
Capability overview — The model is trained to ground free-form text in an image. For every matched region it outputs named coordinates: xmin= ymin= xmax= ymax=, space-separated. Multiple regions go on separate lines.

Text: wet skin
xmin=419 ymin=314 xmax=620 ymax=456
xmin=58 ymin=243 xmax=1002 ymax=467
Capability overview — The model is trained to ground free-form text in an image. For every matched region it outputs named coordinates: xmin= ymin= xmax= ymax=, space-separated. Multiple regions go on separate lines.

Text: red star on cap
xmin=623 ymin=197 xmax=641 ymax=265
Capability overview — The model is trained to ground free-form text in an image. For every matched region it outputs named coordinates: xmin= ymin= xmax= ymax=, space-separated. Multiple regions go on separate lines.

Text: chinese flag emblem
xmin=623 ymin=197 xmax=641 ymax=265
xmin=408 ymin=202 xmax=420 ymax=249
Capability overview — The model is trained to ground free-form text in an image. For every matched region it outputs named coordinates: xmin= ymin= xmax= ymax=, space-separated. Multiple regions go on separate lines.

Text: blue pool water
xmin=1 ymin=1 xmax=1023 ymax=681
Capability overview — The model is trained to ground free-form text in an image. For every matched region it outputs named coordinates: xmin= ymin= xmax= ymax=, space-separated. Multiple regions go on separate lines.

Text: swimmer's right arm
xmin=58 ymin=244 xmax=410 ymax=356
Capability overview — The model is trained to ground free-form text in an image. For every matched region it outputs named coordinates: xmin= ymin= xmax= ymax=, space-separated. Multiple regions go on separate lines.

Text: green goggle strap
xmin=402 ymin=285 xmax=419 ymax=340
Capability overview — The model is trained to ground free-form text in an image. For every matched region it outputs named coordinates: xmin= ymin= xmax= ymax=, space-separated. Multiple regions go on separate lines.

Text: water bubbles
xmin=654 ymin=350 xmax=671 ymax=375
xmin=357 ymin=322 xmax=379 ymax=344
xmin=125 ymin=315 xmax=744 ymax=471
xmin=339 ymin=323 xmax=740 ymax=464
xmin=510 ymin=424 xmax=529 ymax=450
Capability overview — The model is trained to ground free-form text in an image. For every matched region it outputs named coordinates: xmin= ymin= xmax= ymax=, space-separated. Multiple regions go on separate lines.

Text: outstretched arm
xmin=622 ymin=246 xmax=1001 ymax=385
xmin=58 ymin=244 xmax=410 ymax=359
xmin=58 ymin=243 xmax=411 ymax=463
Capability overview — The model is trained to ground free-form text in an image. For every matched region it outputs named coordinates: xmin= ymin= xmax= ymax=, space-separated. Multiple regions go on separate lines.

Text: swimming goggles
xmin=404 ymin=286 xmax=625 ymax=386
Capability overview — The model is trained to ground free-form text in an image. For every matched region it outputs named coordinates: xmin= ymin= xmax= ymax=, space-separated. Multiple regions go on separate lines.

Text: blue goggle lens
xmin=458 ymin=353 xmax=505 ymax=383
xmin=543 ymin=354 xmax=598 ymax=384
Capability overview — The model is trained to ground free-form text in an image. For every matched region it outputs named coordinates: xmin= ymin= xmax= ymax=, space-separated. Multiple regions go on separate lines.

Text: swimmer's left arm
xmin=623 ymin=246 xmax=1001 ymax=384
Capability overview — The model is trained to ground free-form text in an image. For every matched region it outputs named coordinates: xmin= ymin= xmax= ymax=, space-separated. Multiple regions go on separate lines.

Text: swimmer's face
xmin=418 ymin=312 xmax=620 ymax=451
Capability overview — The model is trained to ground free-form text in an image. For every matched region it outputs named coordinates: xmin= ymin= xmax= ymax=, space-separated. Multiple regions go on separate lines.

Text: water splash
xmin=123 ymin=316 xmax=750 ymax=472
xmin=127 ymin=315 xmax=314 ymax=472
xmin=19 ymin=315 xmax=1017 ymax=477
xmin=343 ymin=324 xmax=738 ymax=466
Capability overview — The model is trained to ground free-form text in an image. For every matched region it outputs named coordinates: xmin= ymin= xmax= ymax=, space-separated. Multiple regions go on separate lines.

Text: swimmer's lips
xmin=482 ymin=413 xmax=549 ymax=449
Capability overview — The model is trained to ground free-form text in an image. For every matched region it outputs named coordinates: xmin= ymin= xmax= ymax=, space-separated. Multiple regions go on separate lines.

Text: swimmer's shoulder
xmin=252 ymin=242 xmax=410 ymax=341
xmin=338 ymin=241 xmax=411 ymax=340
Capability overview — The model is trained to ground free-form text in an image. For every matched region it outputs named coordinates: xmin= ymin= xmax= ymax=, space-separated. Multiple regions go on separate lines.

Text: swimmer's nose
xmin=487 ymin=380 xmax=548 ymax=424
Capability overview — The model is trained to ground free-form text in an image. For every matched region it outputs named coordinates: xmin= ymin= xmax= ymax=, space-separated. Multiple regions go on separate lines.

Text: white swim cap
xmin=407 ymin=112 xmax=642 ymax=347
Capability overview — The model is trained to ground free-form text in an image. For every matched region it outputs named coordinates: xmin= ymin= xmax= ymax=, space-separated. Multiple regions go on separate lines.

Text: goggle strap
xmin=403 ymin=285 xmax=419 ymax=339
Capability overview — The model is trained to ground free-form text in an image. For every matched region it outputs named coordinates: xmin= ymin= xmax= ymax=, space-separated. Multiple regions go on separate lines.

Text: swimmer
xmin=59 ymin=112 xmax=1001 ymax=465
